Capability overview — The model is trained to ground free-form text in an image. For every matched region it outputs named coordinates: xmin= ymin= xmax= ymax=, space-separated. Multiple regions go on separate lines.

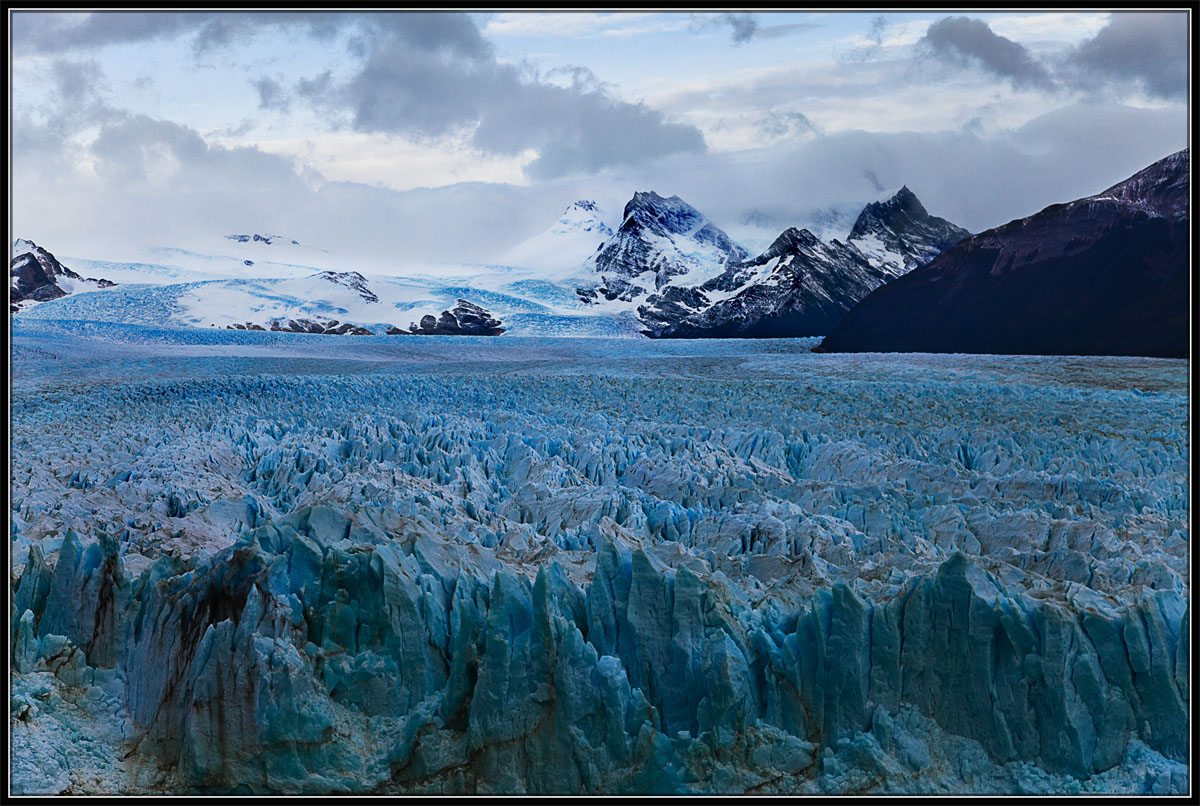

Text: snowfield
xmin=9 ymin=320 xmax=1190 ymax=794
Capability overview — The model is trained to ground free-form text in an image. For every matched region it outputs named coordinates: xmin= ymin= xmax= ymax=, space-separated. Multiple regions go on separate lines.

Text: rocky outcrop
xmin=225 ymin=234 xmax=300 ymax=246
xmin=404 ymin=300 xmax=505 ymax=336
xmin=228 ymin=318 xmax=374 ymax=335
xmin=819 ymin=150 xmax=1189 ymax=357
xmin=11 ymin=239 xmax=115 ymax=312
xmin=312 ymin=271 xmax=379 ymax=303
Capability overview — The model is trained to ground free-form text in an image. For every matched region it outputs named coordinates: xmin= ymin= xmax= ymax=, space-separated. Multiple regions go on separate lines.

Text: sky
xmin=8 ymin=10 xmax=1191 ymax=267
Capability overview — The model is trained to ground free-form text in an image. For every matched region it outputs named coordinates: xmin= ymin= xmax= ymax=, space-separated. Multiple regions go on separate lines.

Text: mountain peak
xmin=1086 ymin=148 xmax=1188 ymax=219
xmin=764 ymin=227 xmax=821 ymax=257
xmin=582 ymin=191 xmax=749 ymax=302
xmin=565 ymin=199 xmax=599 ymax=215
xmin=821 ymin=150 xmax=1189 ymax=357
xmin=620 ymin=191 xmax=707 ymax=235
xmin=847 ymin=185 xmax=969 ymax=274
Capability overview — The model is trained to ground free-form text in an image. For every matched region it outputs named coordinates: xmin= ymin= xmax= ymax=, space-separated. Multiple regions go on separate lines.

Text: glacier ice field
xmin=9 ymin=319 xmax=1191 ymax=794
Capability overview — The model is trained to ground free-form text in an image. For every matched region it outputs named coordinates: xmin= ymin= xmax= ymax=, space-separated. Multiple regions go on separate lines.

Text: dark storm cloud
xmin=691 ymin=13 xmax=819 ymax=45
xmin=287 ymin=22 xmax=705 ymax=179
xmin=919 ymin=16 xmax=1055 ymax=90
xmin=13 ymin=11 xmax=706 ymax=180
xmin=11 ymin=11 xmax=348 ymax=54
xmin=1063 ymin=12 xmax=1188 ymax=98
xmin=719 ymin=13 xmax=758 ymax=43
xmin=757 ymin=111 xmax=819 ymax=138
xmin=252 ymin=76 xmax=290 ymax=112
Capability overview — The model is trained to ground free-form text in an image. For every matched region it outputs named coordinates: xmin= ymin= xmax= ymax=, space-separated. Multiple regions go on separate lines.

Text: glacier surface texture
xmin=9 ymin=321 xmax=1190 ymax=794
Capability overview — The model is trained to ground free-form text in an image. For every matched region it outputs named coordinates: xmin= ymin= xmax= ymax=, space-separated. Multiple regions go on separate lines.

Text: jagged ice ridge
xmin=9 ymin=325 xmax=1190 ymax=794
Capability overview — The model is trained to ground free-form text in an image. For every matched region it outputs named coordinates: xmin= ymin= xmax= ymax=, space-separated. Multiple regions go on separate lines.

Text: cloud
xmin=758 ymin=111 xmax=819 ymax=138
xmin=252 ymin=76 xmax=290 ymax=112
xmin=10 ymin=11 xmax=347 ymax=55
xmin=292 ymin=19 xmax=705 ymax=179
xmin=717 ymin=13 xmax=758 ymax=44
xmin=918 ymin=16 xmax=1055 ymax=89
xmin=586 ymin=101 xmax=1187 ymax=240
xmin=482 ymin=12 xmax=690 ymax=39
xmin=12 ymin=11 xmax=706 ymax=181
xmin=1063 ymin=12 xmax=1187 ymax=98
xmin=690 ymin=13 xmax=819 ymax=44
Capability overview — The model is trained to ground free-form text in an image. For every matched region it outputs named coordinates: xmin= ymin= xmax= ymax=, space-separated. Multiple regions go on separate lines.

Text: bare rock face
xmin=11 ymin=239 xmax=116 ymax=312
xmin=405 ymin=299 xmax=505 ymax=336
xmin=820 ymin=150 xmax=1189 ymax=358
xmin=228 ymin=318 xmax=374 ymax=335
xmin=846 ymin=186 xmax=970 ymax=274
xmin=648 ymin=228 xmax=895 ymax=339
xmin=312 ymin=271 xmax=379 ymax=303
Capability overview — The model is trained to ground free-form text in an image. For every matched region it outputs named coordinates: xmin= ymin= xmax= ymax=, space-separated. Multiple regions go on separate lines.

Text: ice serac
xmin=8 ymin=339 xmax=1189 ymax=793
xmin=648 ymin=228 xmax=893 ymax=338
xmin=846 ymin=186 xmax=970 ymax=275
xmin=11 ymin=527 xmax=1187 ymax=793
xmin=820 ymin=150 xmax=1190 ymax=357
xmin=579 ymin=191 xmax=749 ymax=306
xmin=11 ymin=239 xmax=115 ymax=312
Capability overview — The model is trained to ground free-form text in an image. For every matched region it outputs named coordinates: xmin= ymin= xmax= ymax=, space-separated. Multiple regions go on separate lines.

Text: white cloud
xmin=223 ymin=131 xmax=536 ymax=190
xmin=987 ymin=12 xmax=1110 ymax=44
xmin=483 ymin=12 xmax=689 ymax=40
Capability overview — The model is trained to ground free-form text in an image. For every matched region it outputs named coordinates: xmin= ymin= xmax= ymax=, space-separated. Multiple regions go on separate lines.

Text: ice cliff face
xmin=820 ymin=150 xmax=1189 ymax=358
xmin=11 ymin=240 xmax=115 ymax=312
xmin=9 ymin=329 xmax=1189 ymax=794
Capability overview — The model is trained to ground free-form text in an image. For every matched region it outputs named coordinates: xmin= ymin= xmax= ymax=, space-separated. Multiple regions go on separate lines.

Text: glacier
xmin=9 ymin=319 xmax=1190 ymax=794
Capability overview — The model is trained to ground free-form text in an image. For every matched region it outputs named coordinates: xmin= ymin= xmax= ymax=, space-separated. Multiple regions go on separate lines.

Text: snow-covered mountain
xmin=576 ymin=187 xmax=968 ymax=338
xmin=503 ymin=200 xmax=613 ymax=278
xmin=12 ymin=184 xmax=968 ymax=340
xmin=820 ymin=149 xmax=1189 ymax=357
xmin=846 ymin=186 xmax=970 ymax=276
xmin=11 ymin=239 xmax=115 ymax=312
xmin=650 ymin=228 xmax=893 ymax=338
xmin=13 ymin=242 xmax=642 ymax=337
xmin=578 ymin=191 xmax=750 ymax=307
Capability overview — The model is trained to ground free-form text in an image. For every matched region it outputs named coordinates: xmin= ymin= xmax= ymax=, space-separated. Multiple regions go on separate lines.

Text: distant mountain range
xmin=11 ymin=150 xmax=1188 ymax=356
xmin=574 ymin=185 xmax=969 ymax=338
xmin=819 ymin=149 xmax=1189 ymax=358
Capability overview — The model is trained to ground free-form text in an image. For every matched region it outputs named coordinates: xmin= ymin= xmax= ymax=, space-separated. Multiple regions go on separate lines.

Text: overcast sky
xmin=9 ymin=10 xmax=1190 ymax=266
